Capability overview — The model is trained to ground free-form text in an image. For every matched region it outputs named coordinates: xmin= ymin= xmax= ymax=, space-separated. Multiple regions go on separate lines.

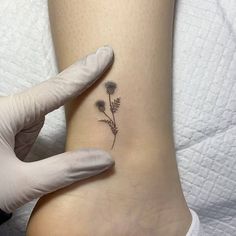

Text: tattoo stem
xmin=111 ymin=134 xmax=116 ymax=149
xmin=108 ymin=93 xmax=118 ymax=150
xmin=102 ymin=111 xmax=113 ymax=122
xmin=109 ymin=94 xmax=116 ymax=125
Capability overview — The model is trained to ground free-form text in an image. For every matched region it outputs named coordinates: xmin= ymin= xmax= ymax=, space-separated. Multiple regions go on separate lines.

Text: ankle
xmin=100 ymin=201 xmax=192 ymax=236
xmin=154 ymin=205 xmax=192 ymax=236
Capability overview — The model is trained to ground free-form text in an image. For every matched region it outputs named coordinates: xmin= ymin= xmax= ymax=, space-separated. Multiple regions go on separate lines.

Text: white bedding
xmin=0 ymin=0 xmax=236 ymax=235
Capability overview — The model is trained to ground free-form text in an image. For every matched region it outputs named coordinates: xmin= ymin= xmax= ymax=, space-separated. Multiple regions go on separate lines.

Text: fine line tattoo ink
xmin=95 ymin=81 xmax=121 ymax=149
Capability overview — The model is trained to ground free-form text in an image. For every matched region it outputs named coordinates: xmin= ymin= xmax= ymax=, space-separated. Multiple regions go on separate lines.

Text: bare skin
xmin=26 ymin=0 xmax=192 ymax=235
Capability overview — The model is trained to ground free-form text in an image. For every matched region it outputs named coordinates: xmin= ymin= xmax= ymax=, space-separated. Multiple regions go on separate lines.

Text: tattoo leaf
xmin=111 ymin=97 xmax=121 ymax=113
xmin=98 ymin=119 xmax=118 ymax=135
xmin=98 ymin=119 xmax=111 ymax=124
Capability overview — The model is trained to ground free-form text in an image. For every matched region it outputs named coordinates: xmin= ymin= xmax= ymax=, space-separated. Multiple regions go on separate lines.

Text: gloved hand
xmin=0 ymin=45 xmax=115 ymax=214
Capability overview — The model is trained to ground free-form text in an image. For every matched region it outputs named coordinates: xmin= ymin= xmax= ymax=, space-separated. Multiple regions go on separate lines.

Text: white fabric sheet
xmin=0 ymin=0 xmax=236 ymax=235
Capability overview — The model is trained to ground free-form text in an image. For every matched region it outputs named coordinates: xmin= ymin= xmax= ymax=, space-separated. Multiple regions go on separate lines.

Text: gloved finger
xmin=10 ymin=46 xmax=114 ymax=131
xmin=0 ymin=148 xmax=114 ymax=213
xmin=18 ymin=148 xmax=114 ymax=214
xmin=25 ymin=148 xmax=114 ymax=189
xmin=14 ymin=117 xmax=45 ymax=161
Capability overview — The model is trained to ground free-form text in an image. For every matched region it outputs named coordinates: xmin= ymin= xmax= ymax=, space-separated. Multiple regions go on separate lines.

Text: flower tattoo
xmin=95 ymin=81 xmax=121 ymax=149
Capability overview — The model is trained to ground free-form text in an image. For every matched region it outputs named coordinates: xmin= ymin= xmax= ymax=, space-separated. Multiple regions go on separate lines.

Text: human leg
xmin=26 ymin=1 xmax=192 ymax=235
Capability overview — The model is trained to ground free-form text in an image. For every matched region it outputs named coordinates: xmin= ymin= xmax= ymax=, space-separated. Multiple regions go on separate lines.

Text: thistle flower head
xmin=105 ymin=81 xmax=117 ymax=95
xmin=95 ymin=100 xmax=105 ymax=112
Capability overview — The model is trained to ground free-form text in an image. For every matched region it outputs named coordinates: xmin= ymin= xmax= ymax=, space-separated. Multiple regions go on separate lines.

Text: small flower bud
xmin=95 ymin=100 xmax=106 ymax=112
xmin=105 ymin=81 xmax=117 ymax=95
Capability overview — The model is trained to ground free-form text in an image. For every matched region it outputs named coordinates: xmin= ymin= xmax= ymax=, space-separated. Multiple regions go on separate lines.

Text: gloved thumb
xmin=1 ymin=148 xmax=114 ymax=213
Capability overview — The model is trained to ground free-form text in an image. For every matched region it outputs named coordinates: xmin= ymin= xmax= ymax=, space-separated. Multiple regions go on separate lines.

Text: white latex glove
xmin=0 ymin=46 xmax=115 ymax=214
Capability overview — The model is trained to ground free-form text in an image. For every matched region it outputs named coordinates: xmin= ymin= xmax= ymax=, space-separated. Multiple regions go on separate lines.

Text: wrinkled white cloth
xmin=0 ymin=45 xmax=115 ymax=214
xmin=174 ymin=1 xmax=236 ymax=235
